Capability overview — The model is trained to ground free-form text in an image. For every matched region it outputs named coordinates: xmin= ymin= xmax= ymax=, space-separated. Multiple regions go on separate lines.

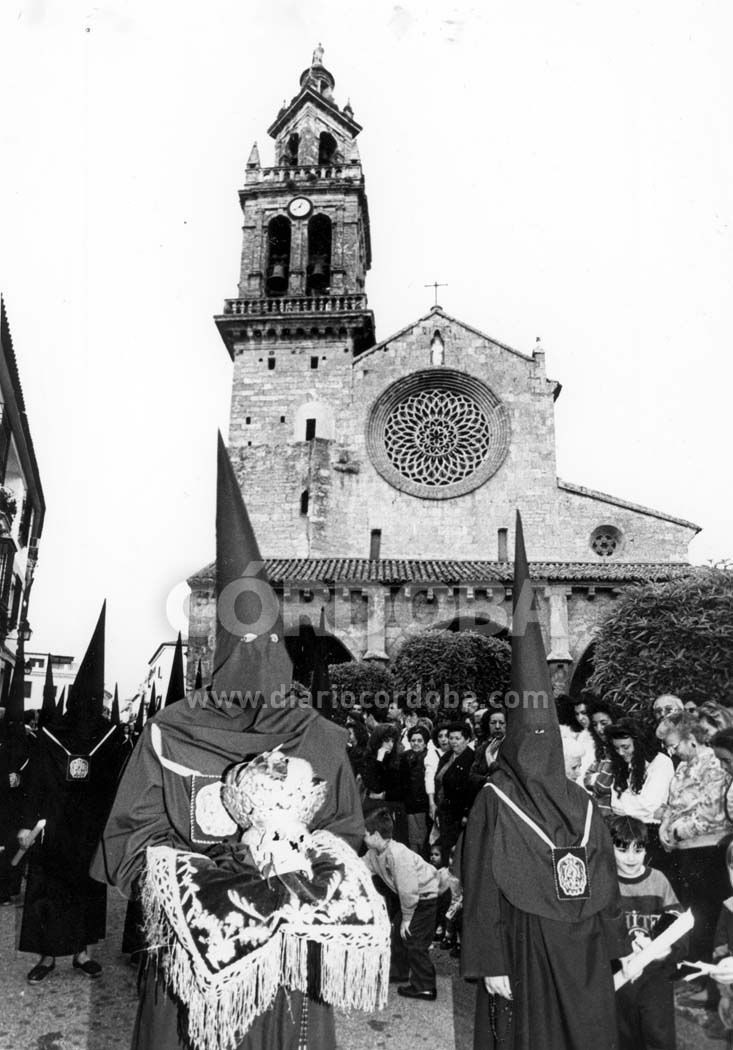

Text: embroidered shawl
xmin=142 ymin=830 xmax=389 ymax=1050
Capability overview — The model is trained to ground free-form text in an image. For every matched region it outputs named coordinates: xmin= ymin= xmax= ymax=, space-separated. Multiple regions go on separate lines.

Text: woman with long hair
xmin=605 ymin=717 xmax=674 ymax=870
xmin=556 ymin=694 xmax=596 ymax=782
xmin=345 ymin=717 xmax=370 ymax=784
xmin=361 ymin=723 xmax=401 ymax=800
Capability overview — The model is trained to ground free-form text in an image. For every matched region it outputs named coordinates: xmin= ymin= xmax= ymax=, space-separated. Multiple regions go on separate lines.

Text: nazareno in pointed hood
xmin=5 ymin=633 xmax=26 ymax=725
xmin=310 ymin=607 xmax=335 ymax=720
xmin=132 ymin=691 xmax=145 ymax=737
xmin=38 ymin=652 xmax=57 ymax=728
xmin=111 ymin=683 xmax=121 ymax=726
xmin=65 ymin=602 xmax=107 ymax=730
xmin=163 ymin=633 xmax=185 ymax=708
xmin=212 ymin=433 xmax=293 ymax=724
xmin=496 ymin=512 xmax=587 ymax=835
xmin=487 ymin=511 xmax=619 ymax=921
xmin=146 ymin=682 xmax=158 ymax=721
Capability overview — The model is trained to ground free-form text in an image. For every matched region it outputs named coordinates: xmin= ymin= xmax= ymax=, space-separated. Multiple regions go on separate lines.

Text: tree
xmin=329 ymin=661 xmax=395 ymax=721
xmin=588 ymin=566 xmax=733 ymax=711
xmin=391 ymin=630 xmax=511 ymax=717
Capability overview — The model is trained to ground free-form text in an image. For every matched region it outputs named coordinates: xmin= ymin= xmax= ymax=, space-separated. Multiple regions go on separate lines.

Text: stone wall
xmin=226 ymin=309 xmax=696 ymax=564
xmin=186 ymin=575 xmax=620 ymax=694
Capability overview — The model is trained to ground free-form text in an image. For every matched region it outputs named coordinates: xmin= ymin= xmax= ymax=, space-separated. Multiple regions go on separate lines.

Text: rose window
xmin=367 ymin=370 xmax=510 ymax=499
xmin=590 ymin=526 xmax=623 ymax=557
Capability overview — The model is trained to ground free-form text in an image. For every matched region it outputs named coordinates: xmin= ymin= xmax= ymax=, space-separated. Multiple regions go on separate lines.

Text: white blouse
xmin=610 ymin=752 xmax=675 ymax=823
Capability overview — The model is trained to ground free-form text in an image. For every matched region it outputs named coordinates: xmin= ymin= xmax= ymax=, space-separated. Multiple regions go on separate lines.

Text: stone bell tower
xmin=215 ymin=45 xmax=375 ymax=359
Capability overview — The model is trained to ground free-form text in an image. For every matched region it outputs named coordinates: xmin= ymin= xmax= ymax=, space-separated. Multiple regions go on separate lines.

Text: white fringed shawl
xmin=142 ymin=831 xmax=390 ymax=1050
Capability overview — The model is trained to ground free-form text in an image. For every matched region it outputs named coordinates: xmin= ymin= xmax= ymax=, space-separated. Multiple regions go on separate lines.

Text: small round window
xmin=590 ymin=525 xmax=623 ymax=558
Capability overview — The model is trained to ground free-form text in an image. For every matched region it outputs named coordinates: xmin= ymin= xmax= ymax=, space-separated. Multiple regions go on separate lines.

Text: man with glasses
xmin=652 ymin=695 xmax=684 ymax=723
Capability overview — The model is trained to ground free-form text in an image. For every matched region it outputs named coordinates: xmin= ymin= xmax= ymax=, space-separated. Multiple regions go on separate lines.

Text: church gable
xmin=341 ymin=306 xmax=560 ymax=529
xmin=357 ymin=306 xmax=547 ymax=386
xmin=555 ymin=480 xmax=700 ymax=564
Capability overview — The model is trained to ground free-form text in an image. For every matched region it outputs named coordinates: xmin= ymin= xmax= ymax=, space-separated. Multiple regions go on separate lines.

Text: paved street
xmin=0 ymin=889 xmax=727 ymax=1050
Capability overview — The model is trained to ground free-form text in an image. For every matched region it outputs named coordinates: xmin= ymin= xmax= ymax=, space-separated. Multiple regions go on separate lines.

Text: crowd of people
xmin=5 ymin=675 xmax=733 ymax=1048
xmin=339 ymin=689 xmax=733 ymax=1045
xmin=8 ymin=437 xmax=733 ymax=1050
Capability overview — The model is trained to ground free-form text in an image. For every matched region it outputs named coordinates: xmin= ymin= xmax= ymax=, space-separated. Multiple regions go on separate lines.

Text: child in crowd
xmin=429 ymin=841 xmax=463 ymax=954
xmin=611 ymin=815 xmax=685 ymax=1050
xmin=363 ymin=807 xmax=439 ymax=1001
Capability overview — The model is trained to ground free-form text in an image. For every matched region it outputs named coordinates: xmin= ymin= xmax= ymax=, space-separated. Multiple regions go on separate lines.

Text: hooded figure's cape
xmin=487 ymin=513 xmax=618 ymax=922
xmin=91 ymin=435 xmax=368 ymax=1050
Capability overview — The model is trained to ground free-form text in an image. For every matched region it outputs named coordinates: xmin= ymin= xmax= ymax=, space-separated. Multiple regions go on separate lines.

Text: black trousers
xmin=616 ymin=973 xmax=675 ymax=1050
xmin=391 ymin=897 xmax=438 ymax=992
xmin=668 ymin=844 xmax=729 ymax=962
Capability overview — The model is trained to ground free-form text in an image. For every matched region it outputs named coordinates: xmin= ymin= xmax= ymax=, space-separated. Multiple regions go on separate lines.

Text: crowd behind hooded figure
xmin=5 ymin=671 xmax=733 ymax=1035
xmin=344 ymin=688 xmax=733 ymax=1021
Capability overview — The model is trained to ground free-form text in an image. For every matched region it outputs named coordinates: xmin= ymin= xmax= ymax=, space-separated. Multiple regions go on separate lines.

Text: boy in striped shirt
xmin=610 ymin=815 xmax=684 ymax=1050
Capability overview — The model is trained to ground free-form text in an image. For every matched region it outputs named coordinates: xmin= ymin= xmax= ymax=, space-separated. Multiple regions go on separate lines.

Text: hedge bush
xmin=390 ymin=629 xmax=511 ymax=716
xmin=588 ymin=566 xmax=733 ymax=711
xmin=329 ymin=660 xmax=395 ymax=717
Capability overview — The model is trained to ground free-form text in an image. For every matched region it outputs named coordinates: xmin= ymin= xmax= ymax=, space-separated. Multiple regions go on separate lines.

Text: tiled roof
xmin=189 ymin=558 xmax=694 ymax=588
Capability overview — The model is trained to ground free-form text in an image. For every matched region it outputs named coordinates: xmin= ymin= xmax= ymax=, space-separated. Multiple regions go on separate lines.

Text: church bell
xmin=308 ymin=257 xmax=329 ymax=289
xmin=267 ymin=262 xmax=288 ymax=294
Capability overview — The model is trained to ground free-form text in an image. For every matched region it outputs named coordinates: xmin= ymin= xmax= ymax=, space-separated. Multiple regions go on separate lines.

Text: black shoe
xmin=397 ymin=984 xmax=437 ymax=1001
xmin=72 ymin=957 xmax=102 ymax=978
xmin=27 ymin=961 xmax=55 ymax=983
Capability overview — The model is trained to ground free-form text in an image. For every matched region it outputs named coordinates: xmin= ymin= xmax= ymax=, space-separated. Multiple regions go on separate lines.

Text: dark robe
xmin=18 ymin=718 xmax=126 ymax=956
xmin=0 ymin=723 xmax=29 ymax=899
xmin=91 ymin=695 xmax=364 ymax=1050
xmin=461 ymin=783 xmax=626 ymax=1050
xmin=460 ymin=514 xmax=626 ymax=1050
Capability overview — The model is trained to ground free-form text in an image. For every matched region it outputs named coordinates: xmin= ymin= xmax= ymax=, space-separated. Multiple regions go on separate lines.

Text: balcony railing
xmin=221 ymin=294 xmax=368 ymax=317
xmin=245 ymin=163 xmax=363 ymax=186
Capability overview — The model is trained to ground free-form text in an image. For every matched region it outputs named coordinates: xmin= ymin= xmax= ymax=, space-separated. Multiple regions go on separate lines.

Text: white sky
xmin=0 ymin=0 xmax=731 ymax=697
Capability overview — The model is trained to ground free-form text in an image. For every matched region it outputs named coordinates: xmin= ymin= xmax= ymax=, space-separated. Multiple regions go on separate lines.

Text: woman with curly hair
xmin=605 ymin=718 xmax=674 ymax=869
xmin=361 ymin=722 xmax=410 ymax=846
xmin=656 ymin=711 xmax=732 ymax=964
xmin=697 ymin=702 xmax=733 ymax=743
xmin=361 ymin=723 xmax=401 ymax=800
xmin=580 ymin=699 xmax=621 ymax=816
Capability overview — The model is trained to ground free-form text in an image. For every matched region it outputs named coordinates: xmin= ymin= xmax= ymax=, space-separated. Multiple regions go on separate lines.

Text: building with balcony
xmin=24 ymin=652 xmax=78 ymax=711
xmin=187 ymin=50 xmax=700 ymax=697
xmin=132 ymin=640 xmax=188 ymax=717
xmin=0 ymin=298 xmax=45 ymax=697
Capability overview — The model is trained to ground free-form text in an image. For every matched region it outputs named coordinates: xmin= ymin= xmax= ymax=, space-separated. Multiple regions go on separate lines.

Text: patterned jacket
xmin=659 ymin=745 xmax=733 ymax=849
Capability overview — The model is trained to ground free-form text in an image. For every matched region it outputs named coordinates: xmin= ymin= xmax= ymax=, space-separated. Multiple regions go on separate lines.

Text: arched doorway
xmin=286 ymin=616 xmax=353 ymax=689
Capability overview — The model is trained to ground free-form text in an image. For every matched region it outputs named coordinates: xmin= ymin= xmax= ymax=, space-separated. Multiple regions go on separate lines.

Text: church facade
xmin=188 ymin=52 xmax=699 ymax=696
